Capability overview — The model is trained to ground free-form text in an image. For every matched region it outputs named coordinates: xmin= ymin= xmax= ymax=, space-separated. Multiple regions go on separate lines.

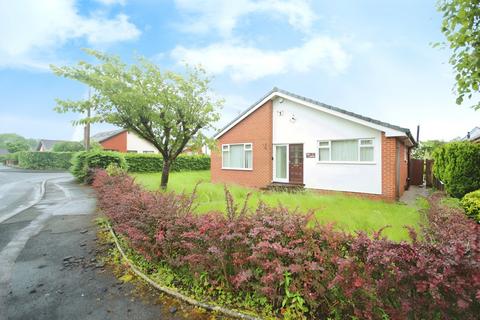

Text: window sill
xmin=316 ymin=161 xmax=376 ymax=165
xmin=221 ymin=167 xmax=253 ymax=171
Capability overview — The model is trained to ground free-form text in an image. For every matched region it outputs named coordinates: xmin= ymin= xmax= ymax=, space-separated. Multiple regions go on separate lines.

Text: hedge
xmin=124 ymin=153 xmax=210 ymax=172
xmin=0 ymin=152 xmax=19 ymax=163
xmin=71 ymin=150 xmax=128 ymax=182
xmin=93 ymin=171 xmax=480 ymax=319
xmin=17 ymin=151 xmax=74 ymax=170
xmin=461 ymin=190 xmax=480 ymax=222
xmin=432 ymin=142 xmax=480 ymax=198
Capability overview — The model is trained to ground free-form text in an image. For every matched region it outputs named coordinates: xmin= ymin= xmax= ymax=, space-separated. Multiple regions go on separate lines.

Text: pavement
xmin=0 ymin=167 xmax=217 ymax=320
xmin=399 ymin=185 xmax=430 ymax=207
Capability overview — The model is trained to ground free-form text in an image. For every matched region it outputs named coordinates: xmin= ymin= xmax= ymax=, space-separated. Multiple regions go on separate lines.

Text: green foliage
xmin=52 ymin=141 xmax=84 ymax=152
xmin=124 ymin=153 xmax=210 ymax=172
xmin=460 ymin=189 xmax=480 ymax=222
xmin=17 ymin=151 xmax=74 ymax=170
xmin=51 ymin=49 xmax=222 ymax=188
xmin=6 ymin=140 xmax=30 ymax=153
xmin=0 ymin=152 xmax=19 ymax=163
xmin=411 ymin=140 xmax=446 ymax=159
xmin=70 ymin=150 xmax=128 ymax=182
xmin=437 ymin=0 xmax=480 ymax=109
xmin=0 ymin=133 xmax=37 ymax=150
xmin=433 ymin=142 xmax=480 ymax=197
xmin=133 ymin=171 xmax=421 ymax=242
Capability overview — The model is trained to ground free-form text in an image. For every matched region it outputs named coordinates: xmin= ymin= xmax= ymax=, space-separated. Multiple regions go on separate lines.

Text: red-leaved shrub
xmin=93 ymin=170 xmax=480 ymax=319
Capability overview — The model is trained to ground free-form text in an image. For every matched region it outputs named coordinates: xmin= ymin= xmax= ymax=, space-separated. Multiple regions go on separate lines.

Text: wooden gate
xmin=409 ymin=159 xmax=424 ymax=186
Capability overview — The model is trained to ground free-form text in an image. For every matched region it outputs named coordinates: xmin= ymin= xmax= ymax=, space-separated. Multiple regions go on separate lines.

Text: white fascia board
xmin=214 ymin=92 xmax=276 ymax=139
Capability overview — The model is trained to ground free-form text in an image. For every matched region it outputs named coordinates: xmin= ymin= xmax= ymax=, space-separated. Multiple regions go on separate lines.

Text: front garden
xmin=133 ymin=171 xmax=421 ymax=242
xmin=94 ymin=170 xmax=479 ymax=319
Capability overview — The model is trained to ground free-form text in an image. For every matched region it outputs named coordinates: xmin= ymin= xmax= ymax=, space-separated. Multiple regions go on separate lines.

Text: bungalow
xmin=91 ymin=129 xmax=158 ymax=154
xmin=211 ymin=88 xmax=416 ymax=201
xmin=36 ymin=139 xmax=70 ymax=152
xmin=92 ymin=129 xmax=206 ymax=155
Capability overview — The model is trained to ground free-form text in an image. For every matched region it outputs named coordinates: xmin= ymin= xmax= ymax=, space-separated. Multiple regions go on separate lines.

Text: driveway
xmin=0 ymin=168 xmax=214 ymax=320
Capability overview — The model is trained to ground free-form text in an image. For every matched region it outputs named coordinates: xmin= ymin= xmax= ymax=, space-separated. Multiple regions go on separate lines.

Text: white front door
xmin=273 ymin=144 xmax=288 ymax=183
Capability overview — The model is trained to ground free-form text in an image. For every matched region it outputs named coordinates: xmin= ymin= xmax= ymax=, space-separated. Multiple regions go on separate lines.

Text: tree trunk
xmin=160 ymin=160 xmax=171 ymax=189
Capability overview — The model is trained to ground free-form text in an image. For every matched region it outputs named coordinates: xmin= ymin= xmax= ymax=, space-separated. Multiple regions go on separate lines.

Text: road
xmin=0 ymin=167 xmax=213 ymax=320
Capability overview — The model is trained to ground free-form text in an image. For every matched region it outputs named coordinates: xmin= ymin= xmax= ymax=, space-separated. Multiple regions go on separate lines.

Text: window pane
xmin=319 ymin=148 xmax=329 ymax=161
xmin=360 ymin=146 xmax=374 ymax=161
xmin=229 ymin=145 xmax=244 ymax=168
xmin=222 ymin=151 xmax=229 ymax=167
xmin=319 ymin=141 xmax=329 ymax=147
xmin=275 ymin=146 xmax=287 ymax=179
xmin=245 ymin=150 xmax=252 ymax=169
xmin=244 ymin=144 xmax=252 ymax=150
xmin=331 ymin=140 xmax=358 ymax=161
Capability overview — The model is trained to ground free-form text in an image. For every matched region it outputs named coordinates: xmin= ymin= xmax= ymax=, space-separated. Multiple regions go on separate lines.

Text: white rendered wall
xmin=126 ymin=132 xmax=159 ymax=153
xmin=272 ymin=97 xmax=382 ymax=194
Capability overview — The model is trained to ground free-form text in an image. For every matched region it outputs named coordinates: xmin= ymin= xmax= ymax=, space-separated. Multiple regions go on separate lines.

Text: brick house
xmin=91 ymin=129 xmax=205 ymax=155
xmin=211 ymin=88 xmax=416 ymax=201
xmin=91 ymin=129 xmax=158 ymax=154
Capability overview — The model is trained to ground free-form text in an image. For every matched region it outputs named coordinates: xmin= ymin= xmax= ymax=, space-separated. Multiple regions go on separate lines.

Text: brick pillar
xmin=381 ymin=133 xmax=397 ymax=200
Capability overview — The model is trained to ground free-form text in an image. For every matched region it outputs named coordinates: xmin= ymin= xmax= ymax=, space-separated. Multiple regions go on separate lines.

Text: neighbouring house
xmin=211 ymin=88 xmax=416 ymax=201
xmin=92 ymin=129 xmax=207 ymax=154
xmin=36 ymin=139 xmax=70 ymax=152
xmin=462 ymin=126 xmax=480 ymax=143
xmin=91 ymin=129 xmax=158 ymax=154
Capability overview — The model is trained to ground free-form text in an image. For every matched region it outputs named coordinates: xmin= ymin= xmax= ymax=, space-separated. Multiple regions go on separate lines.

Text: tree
xmin=51 ymin=49 xmax=222 ymax=188
xmin=437 ymin=0 xmax=480 ymax=109
xmin=52 ymin=141 xmax=85 ymax=152
xmin=6 ymin=140 xmax=30 ymax=153
xmin=412 ymin=140 xmax=446 ymax=159
xmin=0 ymin=133 xmax=37 ymax=150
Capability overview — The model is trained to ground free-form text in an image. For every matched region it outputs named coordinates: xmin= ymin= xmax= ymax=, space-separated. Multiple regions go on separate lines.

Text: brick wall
xmin=100 ymin=131 xmax=127 ymax=152
xmin=381 ymin=133 xmax=397 ymax=200
xmin=211 ymin=100 xmax=273 ymax=188
xmin=381 ymin=133 xmax=410 ymax=200
xmin=398 ymin=141 xmax=409 ymax=197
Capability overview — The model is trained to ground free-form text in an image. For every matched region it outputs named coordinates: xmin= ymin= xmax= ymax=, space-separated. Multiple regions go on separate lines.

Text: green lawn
xmin=132 ymin=170 xmax=423 ymax=241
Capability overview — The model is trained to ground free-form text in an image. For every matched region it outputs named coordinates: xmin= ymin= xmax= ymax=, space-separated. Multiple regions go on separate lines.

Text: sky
xmin=0 ymin=0 xmax=478 ymax=142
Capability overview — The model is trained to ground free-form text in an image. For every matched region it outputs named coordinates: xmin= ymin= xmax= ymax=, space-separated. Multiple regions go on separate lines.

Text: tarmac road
xmin=0 ymin=167 xmax=214 ymax=320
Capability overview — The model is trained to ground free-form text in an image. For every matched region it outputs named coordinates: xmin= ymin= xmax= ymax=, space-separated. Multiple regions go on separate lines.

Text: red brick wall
xmin=381 ymin=133 xmax=410 ymax=200
xmin=211 ymin=100 xmax=273 ymax=188
xmin=100 ymin=131 xmax=127 ymax=152
xmin=398 ymin=141 xmax=409 ymax=197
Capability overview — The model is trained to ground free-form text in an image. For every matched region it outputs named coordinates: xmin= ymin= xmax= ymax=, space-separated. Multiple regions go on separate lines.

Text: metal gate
xmin=409 ymin=159 xmax=424 ymax=186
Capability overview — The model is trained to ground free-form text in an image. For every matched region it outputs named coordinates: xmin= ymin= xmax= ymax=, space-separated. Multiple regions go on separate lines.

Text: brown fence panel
xmin=409 ymin=159 xmax=424 ymax=185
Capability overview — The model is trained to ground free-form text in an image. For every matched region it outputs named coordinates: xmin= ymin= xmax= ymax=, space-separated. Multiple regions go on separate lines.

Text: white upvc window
xmin=222 ymin=143 xmax=253 ymax=170
xmin=318 ymin=138 xmax=375 ymax=163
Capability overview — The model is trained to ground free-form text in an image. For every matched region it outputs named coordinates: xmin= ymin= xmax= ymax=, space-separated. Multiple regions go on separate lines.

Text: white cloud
xmin=0 ymin=0 xmax=140 ymax=69
xmin=95 ymin=0 xmax=126 ymax=5
xmin=171 ymin=37 xmax=350 ymax=81
xmin=174 ymin=0 xmax=317 ymax=37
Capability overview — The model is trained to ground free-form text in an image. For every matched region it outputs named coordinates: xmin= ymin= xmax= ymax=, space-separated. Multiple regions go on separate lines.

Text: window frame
xmin=317 ymin=138 xmax=376 ymax=164
xmin=221 ymin=143 xmax=253 ymax=170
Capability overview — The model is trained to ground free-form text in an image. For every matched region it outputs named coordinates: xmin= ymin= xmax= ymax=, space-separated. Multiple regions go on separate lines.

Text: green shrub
xmin=71 ymin=150 xmax=128 ymax=182
xmin=52 ymin=141 xmax=84 ymax=152
xmin=17 ymin=151 xmax=74 ymax=170
xmin=460 ymin=190 xmax=480 ymax=222
xmin=432 ymin=142 xmax=480 ymax=198
xmin=124 ymin=153 xmax=163 ymax=172
xmin=124 ymin=153 xmax=210 ymax=172
xmin=0 ymin=152 xmax=19 ymax=163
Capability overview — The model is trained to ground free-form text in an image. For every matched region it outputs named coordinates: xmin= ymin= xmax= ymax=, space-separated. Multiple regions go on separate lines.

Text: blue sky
xmin=0 ymin=0 xmax=478 ymax=141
